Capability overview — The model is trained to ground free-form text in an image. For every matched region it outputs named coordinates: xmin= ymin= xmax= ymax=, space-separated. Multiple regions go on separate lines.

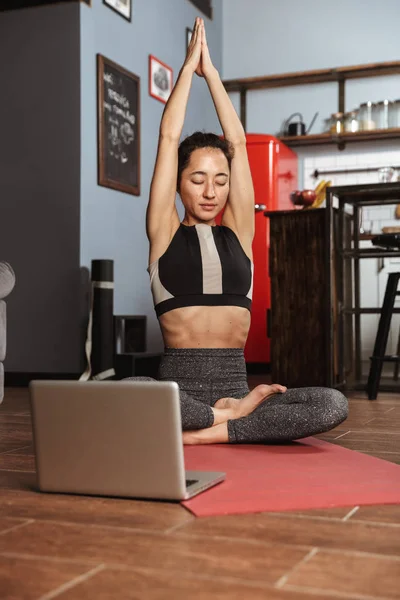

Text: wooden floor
xmin=0 ymin=382 xmax=399 ymax=600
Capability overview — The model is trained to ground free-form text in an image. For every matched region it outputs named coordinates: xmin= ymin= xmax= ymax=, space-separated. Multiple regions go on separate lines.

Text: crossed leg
xmin=183 ymin=387 xmax=348 ymax=444
xmin=182 ymin=384 xmax=287 ymax=444
xmin=123 ymin=376 xmax=347 ymax=445
xmin=123 ymin=376 xmax=286 ymax=437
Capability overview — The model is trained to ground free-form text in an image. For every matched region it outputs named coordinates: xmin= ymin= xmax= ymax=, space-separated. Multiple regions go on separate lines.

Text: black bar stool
xmin=367 ymin=272 xmax=400 ymax=399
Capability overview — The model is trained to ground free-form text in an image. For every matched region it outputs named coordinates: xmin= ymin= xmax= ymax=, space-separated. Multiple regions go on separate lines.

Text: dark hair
xmin=177 ymin=131 xmax=234 ymax=193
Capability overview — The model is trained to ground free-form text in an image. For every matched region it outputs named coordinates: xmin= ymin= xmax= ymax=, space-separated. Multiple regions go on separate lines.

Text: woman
xmin=128 ymin=17 xmax=348 ymax=444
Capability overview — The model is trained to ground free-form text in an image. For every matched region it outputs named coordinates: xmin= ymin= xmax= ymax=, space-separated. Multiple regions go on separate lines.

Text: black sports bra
xmin=147 ymin=223 xmax=253 ymax=318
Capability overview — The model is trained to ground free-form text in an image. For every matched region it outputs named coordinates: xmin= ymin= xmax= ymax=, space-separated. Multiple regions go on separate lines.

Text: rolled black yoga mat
xmin=80 ymin=259 xmax=115 ymax=381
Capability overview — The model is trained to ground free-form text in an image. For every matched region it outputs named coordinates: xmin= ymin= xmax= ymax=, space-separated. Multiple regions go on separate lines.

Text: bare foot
xmin=183 ymin=422 xmax=229 ymax=445
xmin=182 ymin=431 xmax=197 ymax=445
xmin=214 ymin=383 xmax=286 ymax=419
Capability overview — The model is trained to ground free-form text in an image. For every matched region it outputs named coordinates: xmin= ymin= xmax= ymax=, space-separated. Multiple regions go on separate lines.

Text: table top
xmin=327 ymin=181 xmax=400 ymax=204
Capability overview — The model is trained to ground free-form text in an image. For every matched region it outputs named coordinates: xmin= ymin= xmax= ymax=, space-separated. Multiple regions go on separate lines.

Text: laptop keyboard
xmin=186 ymin=479 xmax=199 ymax=487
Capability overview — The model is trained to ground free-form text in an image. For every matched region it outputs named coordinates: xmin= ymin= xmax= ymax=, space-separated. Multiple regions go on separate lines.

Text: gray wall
xmin=1 ymin=0 xmax=223 ymax=373
xmin=0 ymin=3 xmax=82 ymax=373
xmin=80 ymin=0 xmax=224 ymax=353
xmin=223 ymin=0 xmax=400 ymax=138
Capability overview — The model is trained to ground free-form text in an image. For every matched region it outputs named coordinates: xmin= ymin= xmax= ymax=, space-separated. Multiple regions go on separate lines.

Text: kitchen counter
xmin=327 ymin=181 xmax=400 ymax=203
xmin=326 ymin=182 xmax=400 ymax=392
xmin=264 ymin=182 xmax=400 ymax=392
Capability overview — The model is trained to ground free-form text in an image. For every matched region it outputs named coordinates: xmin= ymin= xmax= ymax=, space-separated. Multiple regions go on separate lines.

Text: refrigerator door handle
xmin=254 ymin=204 xmax=267 ymax=212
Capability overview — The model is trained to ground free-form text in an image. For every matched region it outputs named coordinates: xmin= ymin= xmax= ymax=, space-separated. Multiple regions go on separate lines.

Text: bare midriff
xmin=159 ymin=304 xmax=251 ymax=349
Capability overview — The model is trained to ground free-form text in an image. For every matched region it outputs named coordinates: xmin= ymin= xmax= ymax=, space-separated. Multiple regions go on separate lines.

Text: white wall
xmin=222 ymin=0 xmax=400 ymax=137
xmin=222 ymin=0 xmax=400 ymax=75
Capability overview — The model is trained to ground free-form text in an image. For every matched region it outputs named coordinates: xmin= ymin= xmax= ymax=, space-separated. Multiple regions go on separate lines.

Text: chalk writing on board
xmin=98 ymin=54 xmax=140 ymax=195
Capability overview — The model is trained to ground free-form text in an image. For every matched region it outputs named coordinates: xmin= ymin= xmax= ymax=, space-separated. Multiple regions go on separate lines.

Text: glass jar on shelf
xmin=344 ymin=110 xmax=359 ymax=133
xmin=358 ymin=101 xmax=375 ymax=130
xmin=374 ymin=99 xmax=391 ymax=129
xmin=378 ymin=167 xmax=395 ymax=182
xmin=389 ymin=99 xmax=400 ymax=128
xmin=330 ymin=112 xmax=344 ymax=134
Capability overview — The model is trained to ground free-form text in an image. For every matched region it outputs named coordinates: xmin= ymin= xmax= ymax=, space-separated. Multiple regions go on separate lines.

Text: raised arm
xmin=146 ymin=18 xmax=202 ymax=244
xmin=199 ymin=20 xmax=255 ymax=241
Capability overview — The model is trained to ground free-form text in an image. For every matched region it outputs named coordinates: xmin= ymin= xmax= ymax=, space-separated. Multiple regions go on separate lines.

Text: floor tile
xmin=347 ymin=405 xmax=395 ymax=416
xmin=0 ymin=395 xmax=30 ymax=415
xmin=355 ymin=418 xmax=400 ymax=432
xmin=0 ymin=469 xmax=36 ymax=491
xmin=1 ymin=386 xmax=400 ymax=599
xmin=2 ymin=444 xmax=35 ymax=456
xmin=349 ymin=393 xmax=398 ymax=402
xmin=0 ymin=517 xmax=31 ymax=534
xmin=333 ymin=438 xmax=400 ymax=453
xmin=314 ymin=429 xmax=350 ymax=441
xmin=178 ymin=512 xmax=400 ymax=556
xmin=0 ymin=425 xmax=33 ymax=446
xmin=0 ymin=453 xmax=35 ymax=471
xmin=0 ymin=489 xmax=194 ymax=532
xmin=0 ymin=414 xmax=32 ymax=425
xmin=0 ymin=520 xmax=309 ymax=584
xmin=53 ymin=565 xmax=331 ymax=600
xmin=285 ymin=548 xmax=400 ymax=599
xmin=350 ymin=504 xmax=400 ymax=525
xmin=0 ymin=440 xmax=33 ymax=454
xmin=274 ymin=507 xmax=355 ymax=519
xmin=334 ymin=431 xmax=400 ymax=440
xmin=360 ymin=451 xmax=400 ymax=465
xmin=0 ymin=554 xmax=101 ymax=600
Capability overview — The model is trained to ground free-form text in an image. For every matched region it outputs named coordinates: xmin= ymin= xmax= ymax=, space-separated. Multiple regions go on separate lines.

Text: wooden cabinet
xmin=267 ymin=208 xmax=352 ymax=389
xmin=267 ymin=183 xmax=400 ymax=390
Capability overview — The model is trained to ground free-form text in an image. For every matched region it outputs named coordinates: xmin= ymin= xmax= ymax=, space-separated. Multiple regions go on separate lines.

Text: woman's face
xmin=179 ymin=147 xmax=230 ymax=224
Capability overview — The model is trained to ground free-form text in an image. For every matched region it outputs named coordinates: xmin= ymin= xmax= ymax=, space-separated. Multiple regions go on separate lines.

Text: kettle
xmin=284 ymin=112 xmax=318 ymax=136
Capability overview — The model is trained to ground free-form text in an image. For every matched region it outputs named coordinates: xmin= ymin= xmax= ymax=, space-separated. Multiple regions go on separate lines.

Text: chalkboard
xmin=97 ymin=54 xmax=140 ymax=196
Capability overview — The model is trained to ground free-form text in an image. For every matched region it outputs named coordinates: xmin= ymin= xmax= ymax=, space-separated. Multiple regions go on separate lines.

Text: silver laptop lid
xmin=30 ymin=380 xmax=188 ymax=500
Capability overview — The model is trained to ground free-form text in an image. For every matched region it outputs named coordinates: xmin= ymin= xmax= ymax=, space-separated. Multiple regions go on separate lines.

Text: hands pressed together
xmin=184 ymin=16 xmax=215 ymax=79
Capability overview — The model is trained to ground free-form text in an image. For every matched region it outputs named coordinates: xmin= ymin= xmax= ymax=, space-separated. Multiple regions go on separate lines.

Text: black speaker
xmin=90 ymin=259 xmax=114 ymax=380
xmin=114 ymin=315 xmax=147 ymax=353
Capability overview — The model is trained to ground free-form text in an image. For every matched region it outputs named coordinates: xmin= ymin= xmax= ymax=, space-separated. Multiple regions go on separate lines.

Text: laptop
xmin=29 ymin=380 xmax=225 ymax=501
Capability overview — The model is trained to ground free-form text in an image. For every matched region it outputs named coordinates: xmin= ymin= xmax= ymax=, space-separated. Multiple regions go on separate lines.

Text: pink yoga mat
xmin=182 ymin=437 xmax=400 ymax=517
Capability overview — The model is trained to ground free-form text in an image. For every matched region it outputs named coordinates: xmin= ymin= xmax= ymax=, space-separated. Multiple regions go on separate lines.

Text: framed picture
xmin=103 ymin=0 xmax=131 ymax=22
xmin=149 ymin=55 xmax=173 ymax=104
xmin=97 ymin=54 xmax=140 ymax=196
xmin=186 ymin=27 xmax=193 ymax=51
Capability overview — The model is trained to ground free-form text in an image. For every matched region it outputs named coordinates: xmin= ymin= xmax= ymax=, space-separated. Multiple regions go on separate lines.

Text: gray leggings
xmin=124 ymin=347 xmax=348 ymax=443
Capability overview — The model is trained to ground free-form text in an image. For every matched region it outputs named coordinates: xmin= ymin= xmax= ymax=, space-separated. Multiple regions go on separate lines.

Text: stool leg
xmin=367 ymin=273 xmax=399 ymax=400
xmin=394 ymin=326 xmax=400 ymax=381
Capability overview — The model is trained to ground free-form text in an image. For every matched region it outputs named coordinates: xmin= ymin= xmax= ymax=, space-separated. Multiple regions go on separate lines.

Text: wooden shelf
xmin=278 ymin=128 xmax=400 ymax=148
xmin=223 ymin=59 xmax=400 ymax=133
xmin=223 ymin=60 xmax=400 ymax=93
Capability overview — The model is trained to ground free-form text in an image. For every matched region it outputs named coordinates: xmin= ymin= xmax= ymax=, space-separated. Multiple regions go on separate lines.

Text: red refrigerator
xmin=244 ymin=135 xmax=298 ymax=365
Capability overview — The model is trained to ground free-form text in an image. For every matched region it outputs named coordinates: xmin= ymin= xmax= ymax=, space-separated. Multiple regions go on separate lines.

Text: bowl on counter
xmin=290 ymin=190 xmax=316 ymax=207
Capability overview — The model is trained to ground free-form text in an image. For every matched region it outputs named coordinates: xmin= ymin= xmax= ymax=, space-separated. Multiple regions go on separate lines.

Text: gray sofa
xmin=0 ymin=262 xmax=16 ymax=403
